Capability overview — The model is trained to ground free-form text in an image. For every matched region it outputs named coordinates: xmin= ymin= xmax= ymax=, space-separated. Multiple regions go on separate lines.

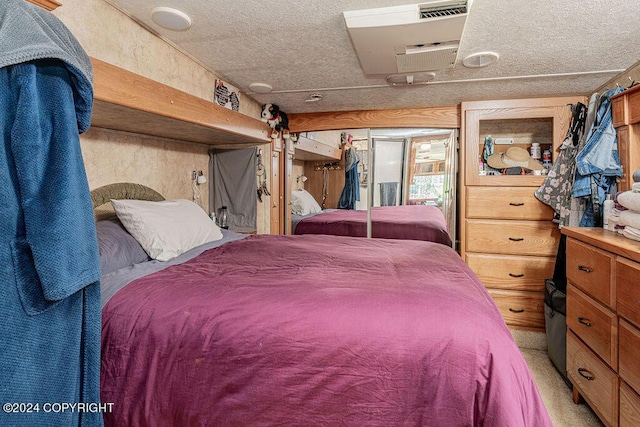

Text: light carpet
xmin=512 ymin=330 xmax=603 ymax=427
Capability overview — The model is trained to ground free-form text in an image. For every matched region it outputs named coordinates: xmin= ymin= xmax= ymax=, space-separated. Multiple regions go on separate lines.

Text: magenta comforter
xmin=101 ymin=234 xmax=550 ymax=426
xmin=294 ymin=205 xmax=452 ymax=246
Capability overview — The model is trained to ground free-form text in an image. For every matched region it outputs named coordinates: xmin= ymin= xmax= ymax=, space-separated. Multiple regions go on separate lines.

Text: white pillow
xmin=111 ymin=199 xmax=223 ymax=261
xmin=291 ymin=189 xmax=322 ymax=215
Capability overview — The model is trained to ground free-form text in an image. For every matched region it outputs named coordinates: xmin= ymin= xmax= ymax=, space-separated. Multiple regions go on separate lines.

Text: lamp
xmin=196 ymin=171 xmax=207 ymax=185
xmin=191 ymin=170 xmax=207 ymax=209
xmin=296 ymin=175 xmax=307 ymax=183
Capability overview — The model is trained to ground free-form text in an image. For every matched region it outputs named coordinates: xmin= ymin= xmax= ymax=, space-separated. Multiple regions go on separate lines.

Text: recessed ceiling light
xmin=462 ymin=51 xmax=499 ymax=68
xmin=248 ymin=82 xmax=273 ymax=94
xmin=151 ymin=7 xmax=192 ymax=31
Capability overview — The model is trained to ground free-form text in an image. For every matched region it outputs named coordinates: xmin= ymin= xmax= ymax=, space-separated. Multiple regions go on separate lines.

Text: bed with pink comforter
xmin=293 ymin=205 xmax=452 ymax=246
xmin=101 ymin=234 xmax=550 ymax=426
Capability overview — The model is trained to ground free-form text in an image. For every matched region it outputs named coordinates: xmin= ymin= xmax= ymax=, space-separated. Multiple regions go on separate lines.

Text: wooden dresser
xmin=563 ymin=227 xmax=640 ymax=427
xmin=460 ymin=97 xmax=582 ymax=331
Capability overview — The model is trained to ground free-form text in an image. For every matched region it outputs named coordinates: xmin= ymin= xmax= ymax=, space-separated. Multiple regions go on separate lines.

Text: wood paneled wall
xmin=303 ymin=157 xmax=345 ymax=209
xmin=288 ymin=106 xmax=460 ymax=133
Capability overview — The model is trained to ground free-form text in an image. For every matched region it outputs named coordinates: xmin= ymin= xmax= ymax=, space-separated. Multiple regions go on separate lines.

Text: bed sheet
xmin=100 ymin=229 xmax=246 ymax=307
xmin=293 ymin=205 xmax=452 ymax=246
xmin=101 ymin=234 xmax=550 ymax=426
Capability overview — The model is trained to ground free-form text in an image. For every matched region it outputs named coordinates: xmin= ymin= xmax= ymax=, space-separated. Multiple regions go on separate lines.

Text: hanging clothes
xmin=535 ymin=101 xmax=588 ymax=227
xmin=338 ymin=146 xmax=360 ymax=209
xmin=572 ymin=86 xmax=624 ymax=226
xmin=0 ymin=2 xmax=101 ymax=427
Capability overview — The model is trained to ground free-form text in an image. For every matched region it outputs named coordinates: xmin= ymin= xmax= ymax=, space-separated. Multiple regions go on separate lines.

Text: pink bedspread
xmin=101 ymin=234 xmax=550 ymax=426
xmin=294 ymin=205 xmax=452 ymax=246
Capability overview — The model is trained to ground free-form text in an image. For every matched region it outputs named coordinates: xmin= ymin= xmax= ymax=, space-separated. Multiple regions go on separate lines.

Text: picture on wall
xmin=214 ymin=79 xmax=240 ymax=111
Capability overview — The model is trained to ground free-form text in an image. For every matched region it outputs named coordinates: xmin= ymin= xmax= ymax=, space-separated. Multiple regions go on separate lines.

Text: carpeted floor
xmin=511 ymin=330 xmax=603 ymax=427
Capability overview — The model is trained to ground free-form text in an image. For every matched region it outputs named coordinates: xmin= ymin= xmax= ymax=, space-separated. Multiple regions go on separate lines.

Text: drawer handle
xmin=509 ymin=202 xmax=525 ymax=206
xmin=509 ymin=308 xmax=525 ymax=313
xmin=509 ymin=237 xmax=524 ymax=242
xmin=577 ymin=368 xmax=595 ymax=381
xmin=509 ymin=273 xmax=525 ymax=278
xmin=578 ymin=317 xmax=592 ymax=327
xmin=578 ymin=265 xmax=592 ymax=273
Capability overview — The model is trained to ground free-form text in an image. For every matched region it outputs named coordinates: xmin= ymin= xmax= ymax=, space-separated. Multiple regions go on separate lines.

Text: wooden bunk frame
xmin=90 ymin=58 xmax=271 ymax=146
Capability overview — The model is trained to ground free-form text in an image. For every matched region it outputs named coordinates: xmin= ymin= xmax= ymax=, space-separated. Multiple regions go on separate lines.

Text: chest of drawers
xmin=459 ymin=98 xmax=582 ymax=331
xmin=563 ymin=227 xmax=640 ymax=427
xmin=464 ymin=186 xmax=559 ymax=330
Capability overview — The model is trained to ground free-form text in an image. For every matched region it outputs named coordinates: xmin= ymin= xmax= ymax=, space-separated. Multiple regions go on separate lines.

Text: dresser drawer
xmin=487 ymin=289 xmax=544 ymax=329
xmin=466 ymin=253 xmax=552 ymax=292
xmin=465 ymin=219 xmax=559 ymax=256
xmin=617 ymin=257 xmax=640 ymax=328
xmin=620 ymin=381 xmax=640 ymax=427
xmin=567 ymin=331 xmax=619 ymax=427
xmin=466 ymin=186 xmax=554 ymax=220
xmin=566 ymin=238 xmax=614 ymax=307
xmin=567 ymin=285 xmax=618 ymax=369
xmin=620 ymin=319 xmax=640 ymax=396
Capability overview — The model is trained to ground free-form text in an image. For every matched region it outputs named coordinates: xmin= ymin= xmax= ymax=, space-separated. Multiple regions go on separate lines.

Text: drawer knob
xmin=509 ymin=202 xmax=525 ymax=206
xmin=509 ymin=308 xmax=525 ymax=313
xmin=578 ymin=265 xmax=592 ymax=273
xmin=578 ymin=317 xmax=592 ymax=327
xmin=509 ymin=237 xmax=524 ymax=242
xmin=577 ymin=368 xmax=595 ymax=381
xmin=509 ymin=273 xmax=525 ymax=278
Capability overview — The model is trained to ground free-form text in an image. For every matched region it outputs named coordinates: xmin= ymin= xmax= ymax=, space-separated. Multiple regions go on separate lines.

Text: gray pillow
xmin=96 ymin=219 xmax=150 ymax=275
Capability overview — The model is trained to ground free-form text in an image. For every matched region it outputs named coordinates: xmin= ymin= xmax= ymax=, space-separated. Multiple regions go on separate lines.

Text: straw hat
xmin=487 ymin=146 xmax=543 ymax=170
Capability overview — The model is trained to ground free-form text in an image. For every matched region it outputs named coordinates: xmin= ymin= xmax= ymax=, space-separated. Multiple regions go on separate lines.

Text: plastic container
xmin=219 ymin=206 xmax=229 ymax=229
xmin=542 ymin=149 xmax=552 ymax=174
xmin=603 ymin=195 xmax=613 ymax=229
xmin=530 ymin=143 xmax=542 ymax=161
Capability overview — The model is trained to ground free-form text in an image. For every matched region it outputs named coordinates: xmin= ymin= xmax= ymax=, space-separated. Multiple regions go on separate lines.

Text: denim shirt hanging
xmin=572 ymin=86 xmax=624 ymax=226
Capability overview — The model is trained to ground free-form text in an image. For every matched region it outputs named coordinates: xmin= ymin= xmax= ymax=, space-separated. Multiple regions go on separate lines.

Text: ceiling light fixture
xmin=248 ymin=82 xmax=273 ymax=94
xmin=151 ymin=7 xmax=192 ymax=31
xmin=386 ymin=72 xmax=435 ymax=86
xmin=462 ymin=51 xmax=499 ymax=68
xmin=305 ymin=93 xmax=323 ymax=102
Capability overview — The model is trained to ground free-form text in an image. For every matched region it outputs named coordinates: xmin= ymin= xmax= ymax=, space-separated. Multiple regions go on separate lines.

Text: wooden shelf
xmin=27 ymin=0 xmax=62 ymax=11
xmin=293 ymin=135 xmax=341 ymax=161
xmin=90 ymin=58 xmax=271 ymax=146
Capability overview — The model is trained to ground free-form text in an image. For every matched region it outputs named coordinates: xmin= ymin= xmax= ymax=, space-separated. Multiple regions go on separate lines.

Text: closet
xmin=460 ymin=97 xmax=584 ymax=331
xmin=287 ymin=107 xmax=460 ymax=236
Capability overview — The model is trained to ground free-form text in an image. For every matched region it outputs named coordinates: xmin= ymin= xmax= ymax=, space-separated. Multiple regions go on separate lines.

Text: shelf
xmin=26 ymin=0 xmax=62 ymax=11
xmin=463 ymin=97 xmax=581 ymax=187
xmin=90 ymin=58 xmax=271 ymax=146
xmin=293 ymin=135 xmax=342 ymax=161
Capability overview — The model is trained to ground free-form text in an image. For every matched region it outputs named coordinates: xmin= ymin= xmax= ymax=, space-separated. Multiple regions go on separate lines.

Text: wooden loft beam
xmin=288 ymin=106 xmax=460 ymax=133
xmin=26 ymin=0 xmax=62 ymax=11
xmin=90 ymin=57 xmax=271 ymax=146
xmin=294 ymin=135 xmax=341 ymax=161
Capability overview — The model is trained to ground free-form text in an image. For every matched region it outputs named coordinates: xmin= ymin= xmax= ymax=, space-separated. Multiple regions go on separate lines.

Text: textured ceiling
xmin=104 ymin=0 xmax=640 ymax=114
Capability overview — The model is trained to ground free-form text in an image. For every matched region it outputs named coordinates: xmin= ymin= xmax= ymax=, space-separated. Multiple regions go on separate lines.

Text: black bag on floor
xmin=544 ymin=278 xmax=568 ymax=382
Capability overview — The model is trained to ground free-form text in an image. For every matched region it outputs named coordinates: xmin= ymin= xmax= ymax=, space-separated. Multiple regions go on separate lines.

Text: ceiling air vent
xmin=344 ymin=1 xmax=472 ymax=75
xmin=419 ymin=1 xmax=468 ymax=19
